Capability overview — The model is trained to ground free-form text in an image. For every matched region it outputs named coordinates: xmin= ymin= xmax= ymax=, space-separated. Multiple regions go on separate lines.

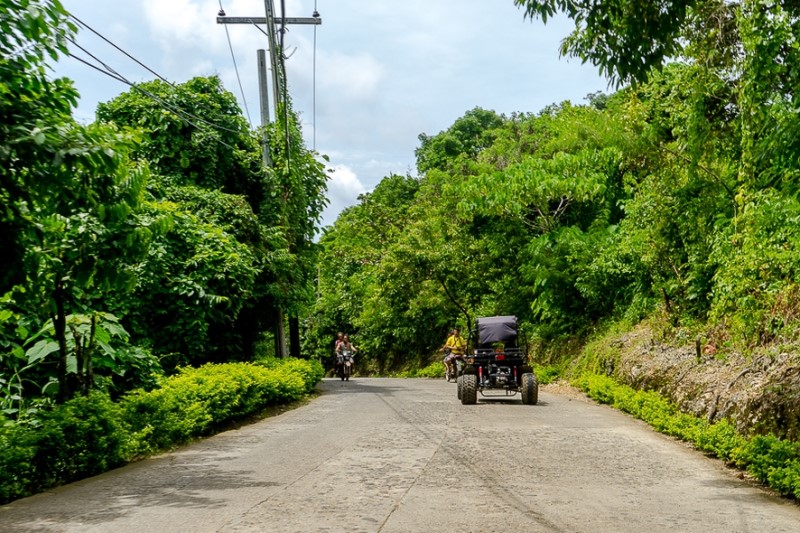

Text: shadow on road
xmin=2 ymin=454 xmax=281 ymax=529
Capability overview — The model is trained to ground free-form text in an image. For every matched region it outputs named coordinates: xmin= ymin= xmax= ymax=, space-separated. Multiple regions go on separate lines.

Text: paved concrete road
xmin=2 ymin=378 xmax=799 ymax=532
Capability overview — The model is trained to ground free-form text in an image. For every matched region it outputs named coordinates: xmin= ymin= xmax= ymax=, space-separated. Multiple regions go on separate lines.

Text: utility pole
xmin=217 ymin=7 xmax=321 ymax=123
xmin=217 ymin=3 xmax=321 ymax=359
xmin=257 ymin=49 xmax=270 ymax=166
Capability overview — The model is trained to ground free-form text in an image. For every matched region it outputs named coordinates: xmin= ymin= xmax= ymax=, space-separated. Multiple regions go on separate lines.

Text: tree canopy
xmin=1 ymin=1 xmax=328 ymax=413
xmin=308 ymin=0 xmax=800 ymax=369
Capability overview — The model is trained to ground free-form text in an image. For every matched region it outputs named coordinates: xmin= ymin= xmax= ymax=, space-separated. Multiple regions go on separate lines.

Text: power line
xmin=64 ymin=42 xmax=245 ymax=138
xmin=217 ymin=3 xmax=323 ymax=159
xmin=67 ymin=52 xmax=127 ymax=85
xmin=312 ymin=0 xmax=319 ymax=150
xmin=69 ymin=14 xmax=174 ymax=87
xmin=65 ymin=13 xmax=249 ymax=138
xmin=218 ymin=1 xmax=253 ymax=126
xmin=67 ymin=48 xmax=241 ymax=152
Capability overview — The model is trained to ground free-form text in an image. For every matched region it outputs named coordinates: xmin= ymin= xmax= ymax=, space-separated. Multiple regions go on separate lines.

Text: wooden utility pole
xmin=217 ymin=3 xmax=321 ymax=359
xmin=256 ymin=49 xmax=271 ymax=166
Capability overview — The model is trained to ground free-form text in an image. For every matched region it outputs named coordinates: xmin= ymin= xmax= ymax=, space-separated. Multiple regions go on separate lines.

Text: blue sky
xmin=55 ymin=0 xmax=609 ymax=228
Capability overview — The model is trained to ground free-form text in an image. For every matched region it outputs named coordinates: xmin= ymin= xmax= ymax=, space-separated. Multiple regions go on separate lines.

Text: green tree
xmin=306 ymin=175 xmax=419 ymax=368
xmin=1 ymin=0 xmax=166 ymax=402
xmin=97 ymin=79 xmax=327 ymax=362
xmin=96 ymin=77 xmax=264 ymax=199
xmin=513 ymin=0 xmax=700 ymax=84
xmin=416 ymin=107 xmax=504 ymax=173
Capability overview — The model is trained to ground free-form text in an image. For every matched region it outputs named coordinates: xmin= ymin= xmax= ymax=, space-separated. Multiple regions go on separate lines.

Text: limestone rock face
xmin=602 ymin=325 xmax=800 ymax=440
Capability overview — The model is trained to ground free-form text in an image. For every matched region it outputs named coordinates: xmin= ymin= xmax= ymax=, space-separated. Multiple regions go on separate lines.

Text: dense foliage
xmin=0 ymin=0 xmax=328 ymax=416
xmin=95 ymin=77 xmax=328 ymax=365
xmin=306 ymin=1 xmax=800 ymax=379
xmin=1 ymin=0 xmax=167 ymax=405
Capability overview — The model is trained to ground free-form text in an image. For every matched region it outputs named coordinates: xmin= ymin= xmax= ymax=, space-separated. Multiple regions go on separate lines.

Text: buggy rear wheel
xmin=521 ymin=373 xmax=538 ymax=405
xmin=461 ymin=374 xmax=477 ymax=405
xmin=456 ymin=375 xmax=463 ymax=400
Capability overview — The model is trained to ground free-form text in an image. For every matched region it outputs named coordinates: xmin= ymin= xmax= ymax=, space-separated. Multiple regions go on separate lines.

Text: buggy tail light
xmin=478 ymin=366 xmax=483 ymax=380
xmin=513 ymin=367 xmax=518 ymax=381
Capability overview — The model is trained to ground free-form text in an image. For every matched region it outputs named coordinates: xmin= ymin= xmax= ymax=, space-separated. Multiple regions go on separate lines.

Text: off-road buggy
xmin=456 ymin=315 xmax=538 ymax=405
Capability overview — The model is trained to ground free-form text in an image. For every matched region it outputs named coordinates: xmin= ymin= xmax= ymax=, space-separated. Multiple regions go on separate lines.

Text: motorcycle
xmin=337 ymin=349 xmax=354 ymax=381
xmin=443 ymin=349 xmax=465 ymax=383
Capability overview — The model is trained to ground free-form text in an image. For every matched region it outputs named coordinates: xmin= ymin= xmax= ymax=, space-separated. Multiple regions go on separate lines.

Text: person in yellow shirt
xmin=441 ymin=327 xmax=466 ymax=381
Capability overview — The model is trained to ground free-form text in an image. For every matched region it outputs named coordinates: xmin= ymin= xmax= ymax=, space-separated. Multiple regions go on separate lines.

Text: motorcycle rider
xmin=441 ymin=327 xmax=466 ymax=379
xmin=333 ymin=331 xmax=345 ymax=374
xmin=336 ymin=334 xmax=357 ymax=375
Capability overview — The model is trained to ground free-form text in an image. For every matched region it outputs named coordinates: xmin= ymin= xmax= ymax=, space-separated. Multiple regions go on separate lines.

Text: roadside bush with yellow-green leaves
xmin=576 ymin=374 xmax=800 ymax=499
xmin=0 ymin=358 xmax=322 ymax=504
xmin=254 ymin=356 xmax=325 ymax=393
xmin=122 ymin=361 xmax=315 ymax=455
xmin=0 ymin=393 xmax=128 ymax=504
xmin=394 ymin=361 xmax=444 ymax=378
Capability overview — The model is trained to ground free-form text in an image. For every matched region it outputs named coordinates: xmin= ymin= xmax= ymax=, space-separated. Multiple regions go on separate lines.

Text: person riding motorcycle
xmin=336 ymin=334 xmax=356 ymax=377
xmin=333 ymin=331 xmax=345 ymax=373
xmin=441 ymin=327 xmax=466 ymax=379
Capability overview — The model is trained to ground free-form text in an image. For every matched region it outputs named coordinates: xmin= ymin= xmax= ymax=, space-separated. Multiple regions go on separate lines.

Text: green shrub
xmin=0 ymin=393 xmax=128 ymax=504
xmin=534 ymin=364 xmax=563 ymax=384
xmin=415 ymin=361 xmax=445 ymax=378
xmin=121 ymin=383 xmax=212 ymax=456
xmin=0 ymin=423 xmax=36 ymax=503
xmin=733 ymin=435 xmax=800 ymax=498
xmin=694 ymin=419 xmax=744 ymax=460
xmin=121 ymin=361 xmax=317 ymax=456
xmin=273 ymin=358 xmax=325 ymax=392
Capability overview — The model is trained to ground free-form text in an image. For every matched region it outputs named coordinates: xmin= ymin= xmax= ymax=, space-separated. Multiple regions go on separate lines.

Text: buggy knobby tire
xmin=457 ymin=375 xmax=463 ymax=400
xmin=461 ymin=374 xmax=478 ymax=405
xmin=521 ymin=372 xmax=538 ymax=405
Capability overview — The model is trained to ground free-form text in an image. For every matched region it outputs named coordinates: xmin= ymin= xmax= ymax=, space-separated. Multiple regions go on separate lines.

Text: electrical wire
xmin=67 ymin=46 xmax=241 ymax=151
xmin=312 ymin=0 xmax=318 ymax=151
xmin=218 ymin=0 xmax=253 ymax=126
xmin=64 ymin=15 xmax=248 ymax=138
xmin=69 ymin=14 xmax=175 ymax=87
xmin=279 ymin=0 xmax=290 ymax=162
xmin=64 ymin=35 xmax=247 ymax=138
xmin=68 ymin=53 xmax=127 ymax=85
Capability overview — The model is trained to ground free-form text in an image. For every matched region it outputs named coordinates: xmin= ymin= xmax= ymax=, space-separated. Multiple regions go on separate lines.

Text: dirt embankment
xmin=599 ymin=325 xmax=800 ymax=440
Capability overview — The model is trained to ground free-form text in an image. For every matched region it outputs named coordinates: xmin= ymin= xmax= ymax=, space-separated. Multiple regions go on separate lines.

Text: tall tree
xmin=97 ymin=79 xmax=328 ymax=362
xmin=1 ymin=0 xmax=164 ymax=401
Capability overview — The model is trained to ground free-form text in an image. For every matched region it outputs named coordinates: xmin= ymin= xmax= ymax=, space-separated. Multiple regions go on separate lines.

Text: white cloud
xmin=142 ymin=0 xmax=216 ymax=44
xmin=318 ymin=51 xmax=384 ymax=102
xmin=58 ymin=0 xmax=610 ymax=231
xmin=319 ymin=164 xmax=367 ymax=227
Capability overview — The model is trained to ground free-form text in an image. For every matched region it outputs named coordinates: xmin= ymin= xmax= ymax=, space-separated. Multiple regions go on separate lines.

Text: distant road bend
xmin=2 ymin=378 xmax=799 ymax=532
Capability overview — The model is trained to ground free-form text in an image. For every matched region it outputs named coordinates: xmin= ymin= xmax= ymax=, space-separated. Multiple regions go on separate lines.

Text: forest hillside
xmin=306 ymin=0 xmax=800 ymax=442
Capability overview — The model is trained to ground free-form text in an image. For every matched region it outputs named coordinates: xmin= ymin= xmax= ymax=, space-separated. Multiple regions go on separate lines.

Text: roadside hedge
xmin=0 ymin=358 xmax=323 ymax=504
xmin=0 ymin=393 xmax=129 ymax=503
xmin=576 ymin=374 xmax=800 ymax=499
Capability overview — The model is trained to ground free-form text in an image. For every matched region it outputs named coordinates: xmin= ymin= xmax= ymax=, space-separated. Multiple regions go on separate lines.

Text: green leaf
xmin=26 ymin=340 xmax=60 ymax=363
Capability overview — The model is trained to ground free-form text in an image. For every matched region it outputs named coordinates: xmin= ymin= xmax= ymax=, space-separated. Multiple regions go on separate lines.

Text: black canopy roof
xmin=475 ymin=315 xmax=518 ymax=344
